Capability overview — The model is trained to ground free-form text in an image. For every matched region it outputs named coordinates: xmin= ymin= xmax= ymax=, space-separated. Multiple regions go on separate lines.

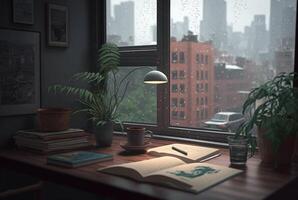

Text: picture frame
xmin=47 ymin=4 xmax=69 ymax=47
xmin=0 ymin=29 xmax=40 ymax=116
xmin=13 ymin=0 xmax=34 ymax=25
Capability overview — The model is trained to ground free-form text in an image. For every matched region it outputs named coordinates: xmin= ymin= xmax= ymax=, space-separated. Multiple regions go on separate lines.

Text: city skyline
xmin=109 ymin=0 xmax=271 ymax=45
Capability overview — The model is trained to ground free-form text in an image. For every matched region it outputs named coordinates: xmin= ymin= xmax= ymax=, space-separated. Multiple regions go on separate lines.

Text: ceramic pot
xmin=94 ymin=121 xmax=113 ymax=147
xmin=37 ymin=108 xmax=71 ymax=132
xmin=258 ymin=128 xmax=296 ymax=170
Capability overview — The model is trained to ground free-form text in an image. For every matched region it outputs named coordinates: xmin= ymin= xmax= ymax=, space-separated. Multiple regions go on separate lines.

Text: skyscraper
xmin=107 ymin=1 xmax=135 ymax=46
xmin=250 ymin=15 xmax=269 ymax=61
xmin=171 ymin=16 xmax=190 ymax=41
xmin=270 ymin=0 xmax=296 ymax=52
xmin=200 ymin=0 xmax=227 ymax=50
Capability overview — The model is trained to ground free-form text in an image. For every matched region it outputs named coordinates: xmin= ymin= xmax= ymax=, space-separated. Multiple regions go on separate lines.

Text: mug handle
xmin=144 ymin=130 xmax=153 ymax=143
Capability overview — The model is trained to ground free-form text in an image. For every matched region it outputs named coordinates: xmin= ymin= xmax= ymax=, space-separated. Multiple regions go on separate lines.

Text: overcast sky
xmin=109 ymin=0 xmax=270 ymax=44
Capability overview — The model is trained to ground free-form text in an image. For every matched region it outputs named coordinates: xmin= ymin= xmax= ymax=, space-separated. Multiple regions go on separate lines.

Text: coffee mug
xmin=126 ymin=127 xmax=152 ymax=146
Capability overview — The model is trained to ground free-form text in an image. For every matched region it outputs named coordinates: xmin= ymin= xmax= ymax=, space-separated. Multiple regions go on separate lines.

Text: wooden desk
xmin=0 ymin=135 xmax=297 ymax=200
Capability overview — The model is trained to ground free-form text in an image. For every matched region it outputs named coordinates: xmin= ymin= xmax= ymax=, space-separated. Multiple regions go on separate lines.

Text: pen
xmin=172 ymin=146 xmax=188 ymax=156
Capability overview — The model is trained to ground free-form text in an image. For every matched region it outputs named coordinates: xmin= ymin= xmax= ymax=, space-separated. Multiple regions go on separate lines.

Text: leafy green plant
xmin=49 ymin=43 xmax=129 ymax=129
xmin=236 ymin=72 xmax=298 ymax=155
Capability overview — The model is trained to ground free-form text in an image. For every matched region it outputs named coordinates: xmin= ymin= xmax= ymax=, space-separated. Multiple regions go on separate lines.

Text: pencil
xmin=172 ymin=146 xmax=188 ymax=156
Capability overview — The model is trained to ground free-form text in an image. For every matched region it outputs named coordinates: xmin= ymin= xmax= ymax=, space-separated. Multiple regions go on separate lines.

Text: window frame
xmin=99 ymin=0 xmax=298 ymax=143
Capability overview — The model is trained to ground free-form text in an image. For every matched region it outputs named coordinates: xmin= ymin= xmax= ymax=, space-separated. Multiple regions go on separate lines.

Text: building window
xmin=179 ymin=52 xmax=185 ymax=63
xmin=205 ymin=71 xmax=208 ymax=80
xmin=172 ymin=71 xmax=178 ymax=79
xmin=205 ymin=97 xmax=208 ymax=105
xmin=172 ymin=52 xmax=178 ymax=63
xmin=205 ymin=55 xmax=209 ymax=64
xmin=196 ymin=97 xmax=199 ymax=105
xmin=200 ymin=97 xmax=204 ymax=105
xmin=172 ymin=84 xmax=178 ymax=92
xmin=179 ymin=111 xmax=185 ymax=119
xmin=180 ymin=84 xmax=185 ymax=93
xmin=196 ymin=54 xmax=200 ymax=64
xmin=196 ymin=84 xmax=200 ymax=92
xmin=196 ymin=71 xmax=200 ymax=80
xmin=179 ymin=70 xmax=185 ymax=79
xmin=172 ymin=111 xmax=178 ymax=119
xmin=201 ymin=54 xmax=204 ymax=64
xmin=179 ymin=98 xmax=185 ymax=107
xmin=172 ymin=98 xmax=178 ymax=107
xmin=200 ymin=70 xmax=204 ymax=80
xmin=205 ymin=83 xmax=208 ymax=92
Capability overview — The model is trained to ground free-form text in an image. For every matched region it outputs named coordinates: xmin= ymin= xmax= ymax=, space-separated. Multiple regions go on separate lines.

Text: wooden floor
xmin=0 ymin=135 xmax=297 ymax=200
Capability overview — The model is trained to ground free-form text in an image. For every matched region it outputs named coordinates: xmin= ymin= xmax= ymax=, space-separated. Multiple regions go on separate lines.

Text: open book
xmin=98 ymin=157 xmax=242 ymax=193
xmin=147 ymin=144 xmax=221 ymax=163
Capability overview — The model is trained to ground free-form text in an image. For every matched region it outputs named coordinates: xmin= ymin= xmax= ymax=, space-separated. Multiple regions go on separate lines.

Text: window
xmin=172 ymin=111 xmax=178 ymax=119
xmin=179 ymin=84 xmax=185 ymax=93
xmin=172 ymin=98 xmax=178 ymax=107
xmin=200 ymin=54 xmax=204 ymax=64
xmin=179 ymin=52 xmax=185 ymax=63
xmin=196 ymin=84 xmax=200 ymax=92
xmin=172 ymin=84 xmax=178 ymax=92
xmin=172 ymin=71 xmax=178 ymax=79
xmin=179 ymin=70 xmax=185 ymax=79
xmin=179 ymin=98 xmax=185 ymax=107
xmin=104 ymin=0 xmax=297 ymax=142
xmin=179 ymin=111 xmax=185 ymax=119
xmin=200 ymin=70 xmax=204 ymax=80
xmin=172 ymin=52 xmax=178 ymax=63
xmin=205 ymin=71 xmax=208 ymax=80
xmin=115 ymin=67 xmax=157 ymax=124
xmin=205 ymin=83 xmax=208 ymax=92
xmin=205 ymin=55 xmax=208 ymax=64
xmin=107 ymin=0 xmax=157 ymax=46
xmin=196 ymin=54 xmax=200 ymax=64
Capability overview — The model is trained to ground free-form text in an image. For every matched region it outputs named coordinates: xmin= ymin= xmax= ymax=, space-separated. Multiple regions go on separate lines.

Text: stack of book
xmin=14 ymin=129 xmax=91 ymax=154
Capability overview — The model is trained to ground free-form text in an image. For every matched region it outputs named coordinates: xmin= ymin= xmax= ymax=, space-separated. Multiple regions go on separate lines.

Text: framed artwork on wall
xmin=47 ymin=4 xmax=69 ymax=47
xmin=0 ymin=29 xmax=40 ymax=116
xmin=13 ymin=0 xmax=34 ymax=25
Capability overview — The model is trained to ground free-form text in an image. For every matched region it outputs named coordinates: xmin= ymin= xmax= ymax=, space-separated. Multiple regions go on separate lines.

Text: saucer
xmin=120 ymin=142 xmax=151 ymax=152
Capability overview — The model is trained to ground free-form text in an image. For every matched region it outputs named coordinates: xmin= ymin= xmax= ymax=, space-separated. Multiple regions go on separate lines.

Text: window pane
xmin=106 ymin=0 xmax=157 ymax=46
xmin=109 ymin=67 xmax=157 ymax=124
xmin=170 ymin=0 xmax=296 ymax=131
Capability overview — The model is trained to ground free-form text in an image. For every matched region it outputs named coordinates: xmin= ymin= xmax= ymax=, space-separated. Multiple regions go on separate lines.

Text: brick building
xmin=214 ymin=63 xmax=249 ymax=113
xmin=170 ymin=33 xmax=214 ymax=128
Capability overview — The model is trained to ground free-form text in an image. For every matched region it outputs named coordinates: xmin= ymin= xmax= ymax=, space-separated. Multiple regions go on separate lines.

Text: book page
xmin=99 ymin=156 xmax=185 ymax=178
xmin=145 ymin=163 xmax=242 ymax=193
xmin=147 ymin=143 xmax=220 ymax=163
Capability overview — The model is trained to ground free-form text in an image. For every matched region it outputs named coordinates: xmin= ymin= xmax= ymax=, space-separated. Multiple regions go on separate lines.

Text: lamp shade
xmin=143 ymin=70 xmax=168 ymax=84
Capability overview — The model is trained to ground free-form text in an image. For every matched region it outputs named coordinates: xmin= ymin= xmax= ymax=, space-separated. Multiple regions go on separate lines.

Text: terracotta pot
xmin=257 ymin=128 xmax=296 ymax=170
xmin=93 ymin=121 xmax=113 ymax=147
xmin=37 ymin=108 xmax=71 ymax=132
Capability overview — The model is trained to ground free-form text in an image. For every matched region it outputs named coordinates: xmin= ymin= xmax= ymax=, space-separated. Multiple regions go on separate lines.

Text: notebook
xmin=147 ymin=143 xmax=221 ymax=163
xmin=47 ymin=151 xmax=113 ymax=168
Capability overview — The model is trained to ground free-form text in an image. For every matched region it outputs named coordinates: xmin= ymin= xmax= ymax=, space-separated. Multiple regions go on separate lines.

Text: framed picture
xmin=0 ymin=29 xmax=40 ymax=116
xmin=13 ymin=0 xmax=34 ymax=25
xmin=47 ymin=4 xmax=69 ymax=47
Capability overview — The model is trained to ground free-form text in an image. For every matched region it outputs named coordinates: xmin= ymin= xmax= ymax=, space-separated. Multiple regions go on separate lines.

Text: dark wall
xmin=0 ymin=0 xmax=92 ymax=146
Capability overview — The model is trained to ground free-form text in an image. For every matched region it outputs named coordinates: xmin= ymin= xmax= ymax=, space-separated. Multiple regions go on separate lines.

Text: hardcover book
xmin=47 ymin=151 xmax=113 ymax=168
xmin=98 ymin=156 xmax=242 ymax=193
xmin=147 ymin=144 xmax=221 ymax=163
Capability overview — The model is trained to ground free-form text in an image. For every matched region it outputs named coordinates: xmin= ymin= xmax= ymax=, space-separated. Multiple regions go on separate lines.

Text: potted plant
xmin=235 ymin=72 xmax=298 ymax=169
xmin=49 ymin=43 xmax=128 ymax=147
